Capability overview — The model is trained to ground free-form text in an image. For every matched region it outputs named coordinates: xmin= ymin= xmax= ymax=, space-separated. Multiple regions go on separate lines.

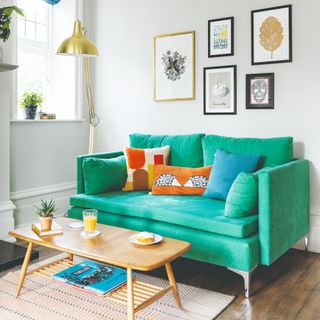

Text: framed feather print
xmin=251 ymin=5 xmax=292 ymax=65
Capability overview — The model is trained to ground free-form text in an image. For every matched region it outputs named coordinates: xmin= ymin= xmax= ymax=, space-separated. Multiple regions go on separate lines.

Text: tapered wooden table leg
xmin=16 ymin=242 xmax=33 ymax=298
xmin=165 ymin=262 xmax=182 ymax=308
xmin=67 ymin=253 xmax=74 ymax=261
xmin=127 ymin=268 xmax=135 ymax=320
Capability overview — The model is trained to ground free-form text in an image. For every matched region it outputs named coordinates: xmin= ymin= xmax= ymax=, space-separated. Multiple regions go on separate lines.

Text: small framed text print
xmin=208 ymin=17 xmax=234 ymax=57
xmin=246 ymin=73 xmax=274 ymax=109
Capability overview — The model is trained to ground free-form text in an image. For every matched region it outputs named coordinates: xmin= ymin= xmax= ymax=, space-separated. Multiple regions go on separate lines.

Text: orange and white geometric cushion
xmin=123 ymin=145 xmax=170 ymax=191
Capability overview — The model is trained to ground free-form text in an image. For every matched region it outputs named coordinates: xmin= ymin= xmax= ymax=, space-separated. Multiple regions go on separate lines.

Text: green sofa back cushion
xmin=130 ymin=133 xmax=204 ymax=167
xmin=202 ymin=134 xmax=293 ymax=167
xmin=83 ymin=156 xmax=127 ymax=195
xmin=225 ymin=172 xmax=258 ymax=218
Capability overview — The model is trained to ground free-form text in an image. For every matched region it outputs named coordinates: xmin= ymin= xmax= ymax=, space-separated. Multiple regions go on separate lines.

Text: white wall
xmin=92 ymin=0 xmax=320 ymax=251
xmin=0 ymin=0 xmax=16 ymax=240
xmin=8 ymin=0 xmax=95 ymax=226
xmin=0 ymin=0 xmax=93 ymax=235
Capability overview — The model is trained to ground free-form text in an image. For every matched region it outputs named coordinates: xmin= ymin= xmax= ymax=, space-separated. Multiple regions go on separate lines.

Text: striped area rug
xmin=0 ymin=256 xmax=235 ymax=320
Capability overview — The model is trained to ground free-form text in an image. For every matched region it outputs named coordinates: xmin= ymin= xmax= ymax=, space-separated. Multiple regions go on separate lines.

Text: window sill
xmin=10 ymin=119 xmax=87 ymax=123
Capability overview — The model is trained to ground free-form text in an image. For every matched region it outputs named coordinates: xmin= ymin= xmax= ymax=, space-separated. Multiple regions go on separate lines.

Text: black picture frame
xmin=246 ymin=73 xmax=274 ymax=109
xmin=251 ymin=5 xmax=292 ymax=65
xmin=203 ymin=65 xmax=237 ymax=115
xmin=208 ymin=17 xmax=234 ymax=58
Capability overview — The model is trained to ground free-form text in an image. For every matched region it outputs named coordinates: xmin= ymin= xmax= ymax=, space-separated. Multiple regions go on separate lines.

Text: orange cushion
xmin=151 ymin=165 xmax=212 ymax=195
xmin=123 ymin=146 xmax=170 ymax=191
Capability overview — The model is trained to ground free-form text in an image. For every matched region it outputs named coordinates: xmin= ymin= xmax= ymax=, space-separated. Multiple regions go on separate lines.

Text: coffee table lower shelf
xmin=27 ymin=256 xmax=179 ymax=315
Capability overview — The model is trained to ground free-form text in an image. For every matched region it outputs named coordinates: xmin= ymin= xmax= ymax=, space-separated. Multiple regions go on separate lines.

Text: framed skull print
xmin=246 ymin=73 xmax=274 ymax=109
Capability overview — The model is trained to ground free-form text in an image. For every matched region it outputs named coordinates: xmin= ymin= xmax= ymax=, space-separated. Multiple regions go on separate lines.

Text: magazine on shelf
xmin=52 ymin=260 xmax=136 ymax=296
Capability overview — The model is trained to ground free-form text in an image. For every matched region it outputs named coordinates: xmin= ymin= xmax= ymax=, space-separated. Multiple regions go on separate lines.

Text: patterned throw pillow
xmin=151 ymin=165 xmax=212 ymax=195
xmin=123 ymin=146 xmax=170 ymax=191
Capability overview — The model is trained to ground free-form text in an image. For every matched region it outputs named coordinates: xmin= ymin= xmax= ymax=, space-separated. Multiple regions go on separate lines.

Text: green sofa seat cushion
xmin=70 ymin=191 xmax=258 ymax=239
xmin=202 ymin=134 xmax=293 ymax=168
xmin=130 ymin=133 xmax=204 ymax=167
xmin=68 ymin=207 xmax=260 ymax=271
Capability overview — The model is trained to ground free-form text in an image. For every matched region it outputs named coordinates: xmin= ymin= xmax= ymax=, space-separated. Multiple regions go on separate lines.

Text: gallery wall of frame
xmin=152 ymin=3 xmax=293 ymax=116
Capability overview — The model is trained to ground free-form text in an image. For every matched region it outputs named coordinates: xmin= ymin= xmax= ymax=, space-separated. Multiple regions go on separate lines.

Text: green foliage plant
xmin=35 ymin=199 xmax=57 ymax=217
xmin=19 ymin=91 xmax=44 ymax=108
xmin=0 ymin=6 xmax=24 ymax=42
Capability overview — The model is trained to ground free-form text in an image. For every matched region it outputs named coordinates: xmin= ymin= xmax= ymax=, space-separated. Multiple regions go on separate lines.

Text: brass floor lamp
xmin=57 ymin=20 xmax=99 ymax=154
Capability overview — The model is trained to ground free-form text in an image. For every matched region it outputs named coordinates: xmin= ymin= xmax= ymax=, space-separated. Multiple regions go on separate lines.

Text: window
xmin=16 ymin=0 xmax=82 ymax=120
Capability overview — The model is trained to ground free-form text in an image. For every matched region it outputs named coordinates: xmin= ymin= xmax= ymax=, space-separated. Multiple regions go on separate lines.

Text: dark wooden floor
xmin=11 ymin=243 xmax=320 ymax=320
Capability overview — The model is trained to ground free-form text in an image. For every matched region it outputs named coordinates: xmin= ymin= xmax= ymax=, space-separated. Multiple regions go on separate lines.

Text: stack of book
xmin=52 ymin=260 xmax=136 ymax=296
xmin=31 ymin=221 xmax=63 ymax=236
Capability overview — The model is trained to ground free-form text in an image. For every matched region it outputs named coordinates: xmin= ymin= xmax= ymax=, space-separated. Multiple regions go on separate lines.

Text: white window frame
xmin=11 ymin=0 xmax=84 ymax=122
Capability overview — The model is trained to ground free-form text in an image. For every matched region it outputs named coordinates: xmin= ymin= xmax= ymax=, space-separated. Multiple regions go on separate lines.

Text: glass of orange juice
xmin=83 ymin=209 xmax=97 ymax=235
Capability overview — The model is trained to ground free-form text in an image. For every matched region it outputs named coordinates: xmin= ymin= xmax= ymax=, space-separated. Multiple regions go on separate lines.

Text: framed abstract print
xmin=153 ymin=31 xmax=195 ymax=101
xmin=251 ymin=5 xmax=292 ymax=65
xmin=246 ymin=73 xmax=274 ymax=109
xmin=203 ymin=65 xmax=237 ymax=115
xmin=208 ymin=17 xmax=234 ymax=57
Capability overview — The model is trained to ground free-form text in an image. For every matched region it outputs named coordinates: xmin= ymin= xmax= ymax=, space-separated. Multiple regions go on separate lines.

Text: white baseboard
xmin=293 ymin=205 xmax=320 ymax=253
xmin=11 ymin=182 xmax=76 ymax=228
xmin=0 ymin=200 xmax=16 ymax=241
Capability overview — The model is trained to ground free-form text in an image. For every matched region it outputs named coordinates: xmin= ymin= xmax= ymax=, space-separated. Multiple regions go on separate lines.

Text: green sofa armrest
xmin=258 ymin=159 xmax=310 ymax=266
xmin=77 ymin=151 xmax=124 ymax=194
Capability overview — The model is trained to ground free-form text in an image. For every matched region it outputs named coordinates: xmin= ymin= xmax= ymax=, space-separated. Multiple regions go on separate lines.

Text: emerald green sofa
xmin=68 ymin=133 xmax=310 ymax=297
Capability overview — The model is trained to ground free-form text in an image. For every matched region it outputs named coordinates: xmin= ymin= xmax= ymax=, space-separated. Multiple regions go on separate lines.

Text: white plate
xmin=80 ymin=230 xmax=101 ymax=238
xmin=69 ymin=221 xmax=84 ymax=229
xmin=129 ymin=234 xmax=163 ymax=246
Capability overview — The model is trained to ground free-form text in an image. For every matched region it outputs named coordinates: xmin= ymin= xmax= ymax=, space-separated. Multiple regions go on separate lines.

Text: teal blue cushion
xmin=225 ymin=172 xmax=258 ymax=218
xmin=130 ymin=133 xmax=204 ymax=167
xmin=83 ymin=156 xmax=127 ymax=195
xmin=204 ymin=149 xmax=260 ymax=200
xmin=202 ymin=134 xmax=293 ymax=168
xmin=70 ymin=191 xmax=258 ymax=239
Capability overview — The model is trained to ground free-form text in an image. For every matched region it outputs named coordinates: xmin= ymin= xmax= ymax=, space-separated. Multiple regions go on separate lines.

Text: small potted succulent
xmin=35 ymin=199 xmax=57 ymax=231
xmin=19 ymin=91 xmax=44 ymax=120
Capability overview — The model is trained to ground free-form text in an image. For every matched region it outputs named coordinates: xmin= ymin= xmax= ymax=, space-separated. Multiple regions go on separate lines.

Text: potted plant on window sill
xmin=19 ymin=91 xmax=44 ymax=120
xmin=35 ymin=199 xmax=57 ymax=231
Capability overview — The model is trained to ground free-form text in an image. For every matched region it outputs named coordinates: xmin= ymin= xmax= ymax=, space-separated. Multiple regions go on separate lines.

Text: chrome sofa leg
xmin=228 ymin=267 xmax=257 ymax=298
xmin=304 ymin=235 xmax=309 ymax=252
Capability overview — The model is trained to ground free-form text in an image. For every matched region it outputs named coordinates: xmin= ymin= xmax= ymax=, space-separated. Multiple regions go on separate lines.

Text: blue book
xmin=53 ymin=260 xmax=136 ymax=296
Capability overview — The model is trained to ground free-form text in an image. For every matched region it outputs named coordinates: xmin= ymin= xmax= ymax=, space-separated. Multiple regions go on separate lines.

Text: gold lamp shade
xmin=57 ymin=20 xmax=98 ymax=57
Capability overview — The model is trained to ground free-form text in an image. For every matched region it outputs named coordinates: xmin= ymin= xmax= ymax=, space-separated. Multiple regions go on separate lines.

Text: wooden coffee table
xmin=9 ymin=217 xmax=191 ymax=320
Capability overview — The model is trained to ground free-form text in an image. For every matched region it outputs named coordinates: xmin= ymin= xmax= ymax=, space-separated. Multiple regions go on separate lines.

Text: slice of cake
xmin=136 ymin=232 xmax=155 ymax=244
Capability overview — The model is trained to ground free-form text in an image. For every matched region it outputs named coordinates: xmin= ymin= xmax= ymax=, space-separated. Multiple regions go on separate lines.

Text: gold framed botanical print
xmin=153 ymin=31 xmax=195 ymax=101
